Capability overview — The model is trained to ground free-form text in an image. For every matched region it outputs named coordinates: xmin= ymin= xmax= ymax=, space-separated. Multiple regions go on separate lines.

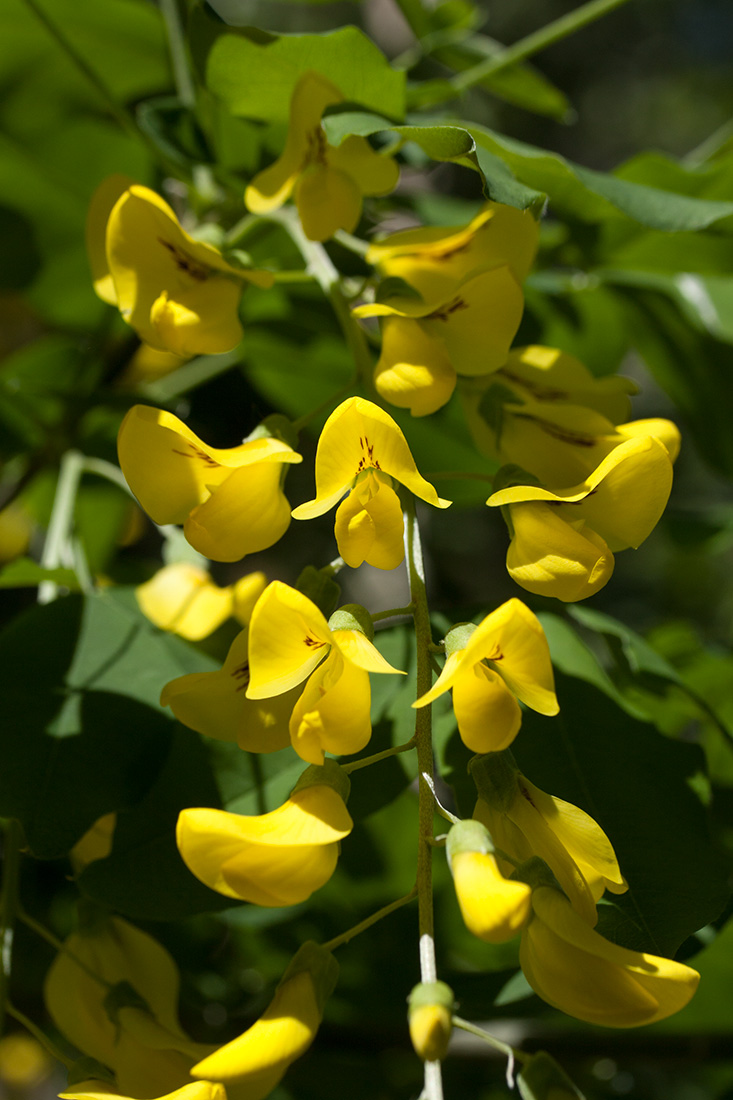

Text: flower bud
xmin=447 ymin=820 xmax=531 ymax=943
xmin=407 ymin=981 xmax=454 ymax=1062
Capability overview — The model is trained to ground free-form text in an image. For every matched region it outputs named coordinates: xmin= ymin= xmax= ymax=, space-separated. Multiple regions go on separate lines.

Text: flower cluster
xmin=69 ymin=50 xmax=699 ymax=1100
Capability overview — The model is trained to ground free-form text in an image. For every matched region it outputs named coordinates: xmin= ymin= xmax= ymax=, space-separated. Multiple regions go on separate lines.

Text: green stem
xmin=266 ymin=207 xmax=375 ymax=394
xmin=38 ymin=450 xmax=85 ymax=605
xmin=451 ymin=0 xmax=634 ymax=93
xmin=81 ymin=457 xmax=134 ymax=498
xmin=321 ymin=887 xmax=417 ymax=953
xmin=0 ymin=821 xmax=22 ymax=1036
xmin=342 ymin=738 xmax=416 ymax=774
xmin=333 ymin=229 xmax=371 ymax=257
xmin=140 ymin=348 xmax=243 ymax=402
xmin=371 ymin=604 xmax=415 ymax=622
xmin=19 ymin=0 xmax=180 ymax=176
xmin=7 ymin=1004 xmax=75 ymax=1070
xmin=159 ymin=0 xmax=196 ymax=109
xmin=17 ymin=910 xmax=112 ymax=992
xmin=403 ymin=498 xmax=443 ymax=1100
xmin=453 ymin=1015 xmax=529 ymax=1064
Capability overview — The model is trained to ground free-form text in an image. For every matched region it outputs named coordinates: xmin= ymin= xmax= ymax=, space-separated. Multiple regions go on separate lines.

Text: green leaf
xmin=0 ymin=590 xmax=217 ymax=857
xmin=205 ymin=27 xmax=405 ymax=123
xmin=513 ymin=673 xmax=730 ymax=956
xmin=0 ymin=558 xmax=80 ymax=590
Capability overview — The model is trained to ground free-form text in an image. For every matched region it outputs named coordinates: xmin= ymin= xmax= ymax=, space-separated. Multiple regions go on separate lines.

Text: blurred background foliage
xmin=1 ymin=1 xmax=733 ymax=1099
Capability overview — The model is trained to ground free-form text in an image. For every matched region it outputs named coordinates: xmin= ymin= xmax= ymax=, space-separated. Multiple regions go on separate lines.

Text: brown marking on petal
xmin=356 ymin=436 xmax=381 ymax=473
xmin=518 ymin=781 xmax=537 ymax=808
xmin=498 ymin=367 xmax=569 ymax=403
xmin=303 ymin=127 xmax=328 ymax=169
xmin=304 ymin=635 xmax=326 ymax=649
xmin=427 ymin=297 xmax=469 ymax=322
xmin=171 ymin=443 xmax=222 ymax=468
xmin=231 ymin=661 xmax=250 ymax=693
xmin=158 ymin=237 xmax=209 ymax=282
xmin=512 ymin=412 xmax=597 ymax=448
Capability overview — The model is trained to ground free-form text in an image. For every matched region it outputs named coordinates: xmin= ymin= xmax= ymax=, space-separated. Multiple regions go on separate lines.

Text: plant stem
xmin=38 ymin=450 xmax=85 ymax=605
xmin=267 ymin=207 xmax=376 ymax=394
xmin=321 ymin=887 xmax=417 ymax=953
xmin=159 ymin=0 xmax=196 ymax=109
xmin=17 ymin=910 xmax=112 ymax=991
xmin=19 ymin=0 xmax=180 ymax=176
xmin=403 ymin=498 xmax=444 ymax=1100
xmin=333 ymin=229 xmax=371 ymax=257
xmin=453 ymin=1015 xmax=529 ymax=1083
xmin=451 ymin=0 xmax=634 ymax=93
xmin=341 ymin=738 xmax=416 ymax=774
xmin=141 ymin=348 xmax=243 ymax=402
xmin=0 ymin=821 xmax=22 ymax=1036
xmin=371 ymin=604 xmax=415 ymax=622
xmin=7 ymin=1004 xmax=76 ymax=1069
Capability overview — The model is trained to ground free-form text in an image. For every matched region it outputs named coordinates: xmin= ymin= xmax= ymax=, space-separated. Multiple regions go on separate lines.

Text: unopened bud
xmin=408 ymin=981 xmax=454 ymax=1062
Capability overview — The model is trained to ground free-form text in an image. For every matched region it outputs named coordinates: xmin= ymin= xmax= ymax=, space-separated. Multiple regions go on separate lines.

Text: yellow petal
xmin=177 ymin=788 xmax=352 ymax=906
xmin=231 ymin=571 xmax=267 ymax=625
xmin=245 ymin=71 xmax=343 ymax=216
xmin=149 ymin=280 xmax=243 ymax=357
xmin=289 ymin=651 xmax=372 ymax=763
xmin=452 ymin=850 xmax=531 ymax=943
xmin=368 ymin=202 xmax=537 ymax=305
xmin=520 ymin=779 xmax=627 ymax=897
xmin=462 ymin=598 xmax=558 ymax=715
xmin=136 ymin=563 xmax=233 ymax=640
xmin=118 ymin=405 xmax=298 ymax=527
xmin=374 ymin=317 xmax=457 ymax=417
xmin=85 ymin=173 xmax=135 ymax=304
xmin=184 ymin=459 xmax=295 ymax=562
xmin=521 ymin=887 xmax=699 ymax=1027
xmin=192 ymin=969 xmax=320 ymax=1086
xmin=423 ymin=266 xmax=524 ymax=376
xmin=452 ymin=664 xmax=522 ymax=752
xmin=246 ymin=581 xmax=333 ymax=699
xmin=160 ymin=628 xmax=296 ymax=752
xmin=333 ymin=473 xmax=405 ymax=570
xmin=69 ymin=812 xmax=116 ymax=874
xmin=505 ymin=501 xmax=615 ymax=602
xmin=291 ymin=397 xmax=451 ymax=519
xmin=61 ymin=1082 xmax=225 ymax=1100
xmin=412 ymin=650 xmax=464 ymax=709
xmin=327 ymin=134 xmax=399 ymax=197
xmin=617 ymin=417 xmax=681 ymax=463
xmin=296 ymin=163 xmax=363 ymax=241
xmin=333 ymin=628 xmax=405 ymax=675
xmin=501 ymin=345 xmax=636 ymax=423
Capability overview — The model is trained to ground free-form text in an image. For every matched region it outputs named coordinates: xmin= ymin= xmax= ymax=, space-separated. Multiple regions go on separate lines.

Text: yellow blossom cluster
xmin=63 ymin=54 xmax=700 ymax=1100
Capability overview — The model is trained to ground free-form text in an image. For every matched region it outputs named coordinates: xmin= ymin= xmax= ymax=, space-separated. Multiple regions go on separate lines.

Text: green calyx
xmin=291 ymin=759 xmax=351 ymax=804
xmin=444 ymin=622 xmax=476 ymax=657
xmin=281 ymin=941 xmax=340 ymax=1014
xmin=245 ymin=413 xmax=299 ymax=450
xmin=469 ymin=751 xmax=520 ymax=813
xmin=328 ymin=603 xmax=374 ymax=640
xmin=296 ymin=564 xmax=341 ymax=619
xmin=512 ymin=856 xmax=560 ymax=892
xmin=408 ymin=980 xmax=455 ymax=1014
xmin=446 ymin=819 xmax=493 ymax=869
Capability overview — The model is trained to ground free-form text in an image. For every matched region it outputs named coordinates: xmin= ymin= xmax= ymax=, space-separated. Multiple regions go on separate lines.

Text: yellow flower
xmin=0 ymin=1033 xmax=51 ymax=1089
xmin=354 ymin=266 xmax=524 ymax=416
xmin=44 ymin=917 xmax=212 ymax=1099
xmin=70 ymin=812 xmax=117 ymax=874
xmin=137 ymin=564 xmax=266 ymax=640
xmin=117 ymin=405 xmax=302 ymax=562
xmin=291 ymin=397 xmax=450 ymax=568
xmin=191 ymin=942 xmax=338 ymax=1097
xmin=367 ymin=201 xmax=539 ymax=306
xmin=245 ymin=71 xmax=399 ymax=242
xmin=413 ymin=599 xmax=558 ymax=753
xmin=176 ymin=761 xmax=353 ymax=906
xmin=246 ymin=582 xmax=404 ymax=763
xmin=161 ymin=626 xmax=296 ymax=753
xmin=0 ymin=502 xmax=33 ymax=563
xmin=447 ymin=820 xmax=531 ymax=943
xmin=487 ymin=435 xmax=674 ymax=602
xmin=520 ymin=885 xmax=699 ymax=1027
xmin=87 ymin=176 xmax=272 ymax=356
xmin=407 ymin=982 xmax=454 ymax=1063
xmin=471 ymin=752 xmax=627 ymax=927
xmin=461 ymin=345 xmax=679 ymax=487
xmin=60 ymin=1082 xmax=225 ymax=1100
